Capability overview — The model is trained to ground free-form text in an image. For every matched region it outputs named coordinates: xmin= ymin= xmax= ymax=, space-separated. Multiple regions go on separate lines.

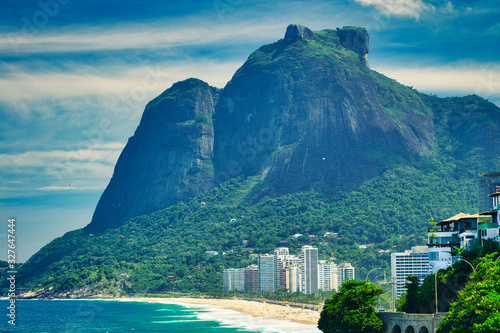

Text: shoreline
xmin=120 ymin=297 xmax=321 ymax=325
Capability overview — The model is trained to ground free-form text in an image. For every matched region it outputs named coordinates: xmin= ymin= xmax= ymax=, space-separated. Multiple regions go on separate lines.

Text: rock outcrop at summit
xmin=337 ymin=26 xmax=369 ymax=67
xmin=284 ymin=24 xmax=314 ymax=42
xmin=85 ymin=79 xmax=218 ymax=233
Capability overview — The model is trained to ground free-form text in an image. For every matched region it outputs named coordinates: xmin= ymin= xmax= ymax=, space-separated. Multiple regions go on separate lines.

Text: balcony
xmin=428 ymin=227 xmax=454 ymax=232
xmin=427 ymin=242 xmax=460 ymax=248
xmin=458 ymin=228 xmax=477 ymax=233
xmin=427 ymin=231 xmax=456 ymax=238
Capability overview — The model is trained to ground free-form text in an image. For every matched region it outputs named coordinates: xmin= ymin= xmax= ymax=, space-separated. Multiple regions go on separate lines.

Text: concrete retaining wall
xmin=378 ymin=312 xmax=446 ymax=333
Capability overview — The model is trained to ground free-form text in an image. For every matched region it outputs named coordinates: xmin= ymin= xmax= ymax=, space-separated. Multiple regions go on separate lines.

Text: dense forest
xmin=7 ymin=150 xmax=491 ymax=295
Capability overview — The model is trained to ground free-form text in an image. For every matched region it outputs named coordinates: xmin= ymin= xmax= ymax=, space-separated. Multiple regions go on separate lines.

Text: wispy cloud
xmin=0 ymin=144 xmax=124 ymax=197
xmin=0 ymin=145 xmax=124 ymax=168
xmin=35 ymin=185 xmax=104 ymax=191
xmin=0 ymin=59 xmax=242 ymax=103
xmin=352 ymin=0 xmax=433 ymax=19
xmin=1 ymin=19 xmax=284 ymax=54
xmin=374 ymin=63 xmax=500 ymax=105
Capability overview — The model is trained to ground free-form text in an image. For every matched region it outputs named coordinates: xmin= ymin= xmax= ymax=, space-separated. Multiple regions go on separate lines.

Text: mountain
xmin=87 ymin=24 xmax=440 ymax=233
xmin=86 ymin=79 xmax=219 ymax=232
xmin=213 ymin=24 xmax=434 ymax=194
xmin=10 ymin=24 xmax=500 ymax=294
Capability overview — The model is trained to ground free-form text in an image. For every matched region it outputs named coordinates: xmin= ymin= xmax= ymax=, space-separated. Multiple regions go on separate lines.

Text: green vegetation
xmin=5 ymin=148 xmax=495 ymax=295
xmin=396 ymin=276 xmax=421 ymax=313
xmin=436 ymin=252 xmax=500 ymax=333
xmin=396 ymin=240 xmax=500 ymax=314
xmin=318 ymin=280 xmax=384 ymax=333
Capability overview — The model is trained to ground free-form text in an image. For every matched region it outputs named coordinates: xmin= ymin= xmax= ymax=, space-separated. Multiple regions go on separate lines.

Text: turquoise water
xmin=0 ymin=299 xmax=321 ymax=333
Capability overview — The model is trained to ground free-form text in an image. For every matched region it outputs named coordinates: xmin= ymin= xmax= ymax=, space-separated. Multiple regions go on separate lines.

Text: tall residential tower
xmin=301 ymin=245 xmax=318 ymax=294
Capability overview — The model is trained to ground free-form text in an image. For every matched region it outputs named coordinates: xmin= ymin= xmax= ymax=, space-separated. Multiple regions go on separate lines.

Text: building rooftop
xmin=479 ymin=172 xmax=500 ymax=177
xmin=438 ymin=213 xmax=481 ymax=225
xmin=479 ymin=210 xmax=497 ymax=216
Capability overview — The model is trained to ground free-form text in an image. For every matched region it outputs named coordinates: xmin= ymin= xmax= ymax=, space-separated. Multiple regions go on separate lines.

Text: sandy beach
xmin=123 ymin=297 xmax=321 ymax=325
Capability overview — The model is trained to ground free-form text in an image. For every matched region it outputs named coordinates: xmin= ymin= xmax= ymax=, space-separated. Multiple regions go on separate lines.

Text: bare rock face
xmin=337 ymin=26 xmax=369 ymax=67
xmin=213 ymin=24 xmax=432 ymax=193
xmin=85 ymin=79 xmax=219 ymax=233
xmin=284 ymin=24 xmax=314 ymax=42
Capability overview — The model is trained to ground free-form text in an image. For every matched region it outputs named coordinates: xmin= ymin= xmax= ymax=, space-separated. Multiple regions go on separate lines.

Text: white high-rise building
xmin=391 ymin=246 xmax=430 ymax=299
xmin=318 ymin=261 xmax=339 ymax=292
xmin=274 ymin=247 xmax=289 ymax=257
xmin=274 ymin=247 xmax=301 ymax=292
xmin=337 ymin=263 xmax=355 ymax=288
xmin=275 ymin=247 xmax=301 ymax=267
xmin=288 ymin=265 xmax=301 ymax=293
xmin=301 ymin=245 xmax=318 ymax=294
xmin=223 ymin=268 xmax=245 ymax=292
xmin=258 ymin=254 xmax=277 ymax=292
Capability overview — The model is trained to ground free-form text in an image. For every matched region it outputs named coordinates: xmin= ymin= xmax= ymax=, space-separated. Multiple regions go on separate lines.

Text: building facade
xmin=258 ymin=254 xmax=277 ymax=292
xmin=391 ymin=246 xmax=430 ymax=300
xmin=478 ymin=172 xmax=500 ymax=213
xmin=337 ymin=262 xmax=355 ymax=288
xmin=244 ymin=265 xmax=259 ymax=292
xmin=224 ymin=245 xmax=355 ymax=295
xmin=274 ymin=247 xmax=301 ymax=292
xmin=223 ymin=268 xmax=245 ymax=292
xmin=288 ymin=265 xmax=301 ymax=293
xmin=301 ymin=245 xmax=318 ymax=294
xmin=318 ymin=261 xmax=339 ymax=292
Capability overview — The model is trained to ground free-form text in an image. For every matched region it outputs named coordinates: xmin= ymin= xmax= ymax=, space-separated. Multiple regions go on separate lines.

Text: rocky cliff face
xmin=85 ymin=79 xmax=218 ymax=232
xmin=337 ymin=26 xmax=369 ymax=67
xmin=213 ymin=24 xmax=433 ymax=193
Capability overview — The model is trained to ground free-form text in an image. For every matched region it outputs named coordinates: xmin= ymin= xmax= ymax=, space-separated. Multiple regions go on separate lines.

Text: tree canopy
xmin=318 ymin=279 xmax=384 ymax=333
xmin=437 ymin=253 xmax=500 ymax=333
xmin=397 ymin=276 xmax=421 ymax=313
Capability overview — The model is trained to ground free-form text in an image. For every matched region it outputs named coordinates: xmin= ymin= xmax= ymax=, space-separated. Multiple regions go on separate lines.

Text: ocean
xmin=0 ymin=299 xmax=321 ymax=333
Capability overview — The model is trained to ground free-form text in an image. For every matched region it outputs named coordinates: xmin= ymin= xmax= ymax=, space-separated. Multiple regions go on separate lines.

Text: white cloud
xmin=373 ymin=63 xmax=500 ymax=105
xmin=0 ymin=146 xmax=124 ymax=168
xmin=353 ymin=0 xmax=433 ymax=19
xmin=35 ymin=185 xmax=104 ymax=191
xmin=0 ymin=19 xmax=284 ymax=54
xmin=0 ymin=60 xmax=242 ymax=103
xmin=0 ymin=145 xmax=124 ymax=192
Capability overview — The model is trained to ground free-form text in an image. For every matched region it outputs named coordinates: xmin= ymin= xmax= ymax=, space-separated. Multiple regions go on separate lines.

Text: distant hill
xmin=10 ymin=24 xmax=500 ymax=295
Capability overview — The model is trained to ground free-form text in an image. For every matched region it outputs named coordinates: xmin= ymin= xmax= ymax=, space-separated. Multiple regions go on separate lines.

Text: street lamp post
xmin=457 ymin=258 xmax=482 ymax=273
xmin=389 ymin=277 xmax=405 ymax=312
xmin=426 ymin=264 xmax=440 ymax=313
xmin=390 ymin=278 xmax=395 ymax=312
xmin=366 ymin=267 xmax=381 ymax=282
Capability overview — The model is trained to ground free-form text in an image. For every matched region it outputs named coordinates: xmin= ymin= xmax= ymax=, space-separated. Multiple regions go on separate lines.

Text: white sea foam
xmin=178 ymin=303 xmax=321 ymax=333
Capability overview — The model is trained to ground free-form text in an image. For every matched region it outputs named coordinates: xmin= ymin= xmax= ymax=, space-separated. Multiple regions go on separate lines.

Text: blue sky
xmin=1 ymin=0 xmax=499 ymax=261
